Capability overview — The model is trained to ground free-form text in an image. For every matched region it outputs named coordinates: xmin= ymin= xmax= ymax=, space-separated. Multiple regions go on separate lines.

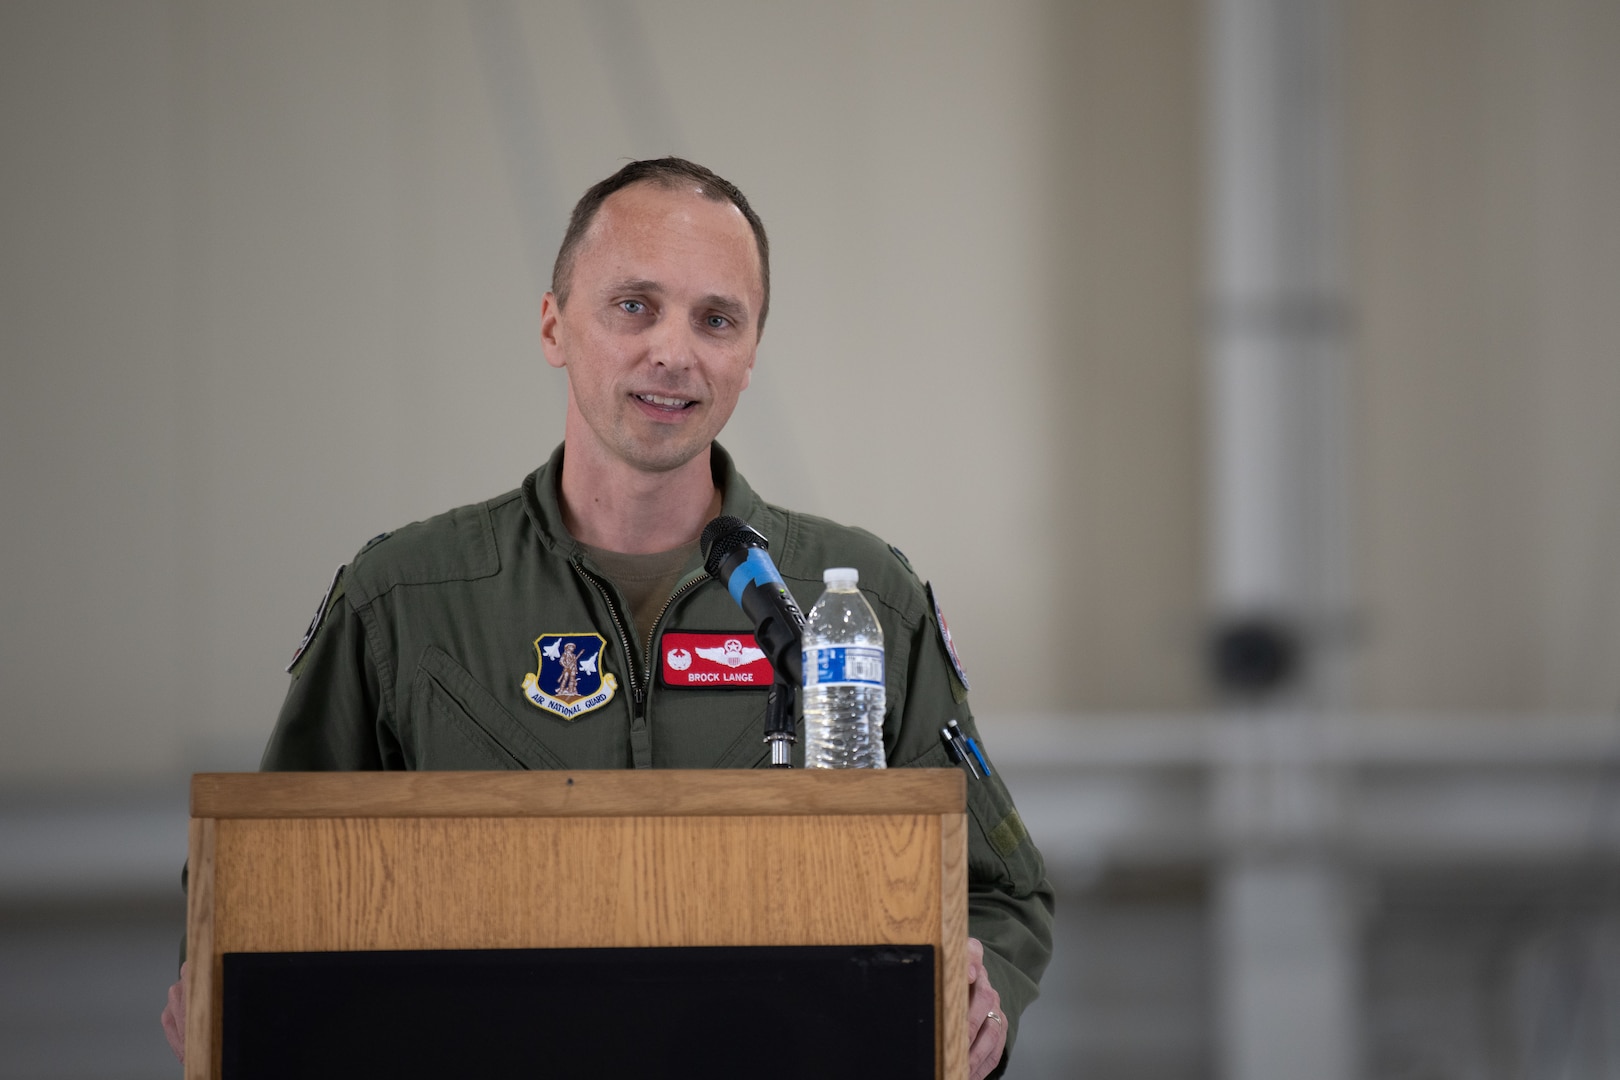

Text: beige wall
xmin=1 ymin=1 xmax=1616 ymax=784
xmin=1041 ymin=0 xmax=1207 ymax=709
xmin=1 ymin=0 xmax=1072 ymax=781
xmin=1351 ymin=0 xmax=1620 ymax=710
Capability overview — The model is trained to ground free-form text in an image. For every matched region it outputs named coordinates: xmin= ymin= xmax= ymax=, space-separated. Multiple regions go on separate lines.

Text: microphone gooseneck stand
xmin=764 ymin=678 xmax=796 ymax=768
xmin=700 ymin=516 xmax=806 ymax=768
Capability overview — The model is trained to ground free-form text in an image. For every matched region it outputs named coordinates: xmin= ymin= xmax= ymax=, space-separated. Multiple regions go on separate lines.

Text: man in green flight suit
xmin=163 ymin=157 xmax=1052 ymax=1079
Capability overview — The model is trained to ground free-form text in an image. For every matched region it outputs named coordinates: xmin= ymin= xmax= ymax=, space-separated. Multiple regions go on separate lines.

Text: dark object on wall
xmin=1209 ymin=615 xmax=1303 ymax=696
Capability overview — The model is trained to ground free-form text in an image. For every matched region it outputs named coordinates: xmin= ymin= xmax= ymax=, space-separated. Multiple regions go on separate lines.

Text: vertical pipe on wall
xmin=1204 ymin=0 xmax=1352 ymax=681
xmin=1203 ymin=1 xmax=1359 ymax=1077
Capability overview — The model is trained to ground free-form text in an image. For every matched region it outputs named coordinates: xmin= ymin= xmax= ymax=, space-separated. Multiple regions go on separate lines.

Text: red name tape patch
xmin=659 ymin=632 xmax=775 ymax=688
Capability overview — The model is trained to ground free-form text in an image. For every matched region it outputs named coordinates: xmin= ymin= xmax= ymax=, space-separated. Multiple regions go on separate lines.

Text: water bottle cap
xmin=823 ymin=567 xmax=859 ymax=587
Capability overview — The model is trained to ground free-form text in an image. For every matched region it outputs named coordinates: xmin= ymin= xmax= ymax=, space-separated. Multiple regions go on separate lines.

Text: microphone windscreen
xmin=700 ymin=516 xmax=764 ymax=578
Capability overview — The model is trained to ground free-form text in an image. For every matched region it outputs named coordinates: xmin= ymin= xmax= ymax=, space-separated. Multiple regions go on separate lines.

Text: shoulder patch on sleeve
xmin=926 ymin=581 xmax=971 ymax=697
xmin=287 ymin=564 xmax=346 ymax=674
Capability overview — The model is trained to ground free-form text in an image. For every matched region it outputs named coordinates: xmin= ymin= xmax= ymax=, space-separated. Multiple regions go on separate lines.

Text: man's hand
xmin=161 ymin=961 xmax=187 ymax=1063
xmin=966 ymin=937 xmax=1006 ymax=1080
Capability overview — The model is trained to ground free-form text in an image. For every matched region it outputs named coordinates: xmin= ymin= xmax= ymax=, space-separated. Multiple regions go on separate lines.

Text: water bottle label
xmin=803 ymin=645 xmax=885 ymax=687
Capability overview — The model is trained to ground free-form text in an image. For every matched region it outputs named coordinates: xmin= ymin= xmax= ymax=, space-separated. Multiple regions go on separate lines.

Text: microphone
xmin=700 ymin=516 xmax=805 ymax=685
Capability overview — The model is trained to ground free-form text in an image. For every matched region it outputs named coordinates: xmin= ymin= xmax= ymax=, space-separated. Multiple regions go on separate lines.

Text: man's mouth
xmin=634 ymin=393 xmax=697 ymax=411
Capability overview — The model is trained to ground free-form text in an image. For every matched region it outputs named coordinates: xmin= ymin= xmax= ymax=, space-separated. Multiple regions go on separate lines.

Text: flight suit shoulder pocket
xmin=895 ymin=741 xmax=1045 ymax=897
xmin=408 ymin=647 xmax=567 ymax=771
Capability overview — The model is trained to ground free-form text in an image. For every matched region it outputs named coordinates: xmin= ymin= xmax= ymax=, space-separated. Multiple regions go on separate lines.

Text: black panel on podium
xmin=223 ymin=944 xmax=935 ymax=1079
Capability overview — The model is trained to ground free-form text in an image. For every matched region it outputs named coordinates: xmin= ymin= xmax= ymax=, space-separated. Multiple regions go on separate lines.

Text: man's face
xmin=541 ymin=182 xmax=763 ymax=475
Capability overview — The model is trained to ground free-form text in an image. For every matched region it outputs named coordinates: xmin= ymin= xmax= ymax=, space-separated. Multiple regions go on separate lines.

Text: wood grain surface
xmin=192 ymin=768 xmax=964 ymax=819
xmin=189 ymin=771 xmax=970 ymax=1078
xmin=183 ymin=817 xmax=216 ymax=1080
xmin=940 ymin=812 xmax=969 ymax=1080
xmin=210 ymin=814 xmax=941 ymax=953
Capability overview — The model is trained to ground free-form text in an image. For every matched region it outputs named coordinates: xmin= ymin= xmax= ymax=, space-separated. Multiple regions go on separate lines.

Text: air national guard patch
xmin=521 ymin=633 xmax=618 ymax=719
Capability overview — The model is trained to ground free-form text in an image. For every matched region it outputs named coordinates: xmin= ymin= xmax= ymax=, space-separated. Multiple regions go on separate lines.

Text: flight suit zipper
xmin=570 ymin=560 xmax=643 ymax=718
xmin=569 ymin=561 xmax=708 ymax=721
xmin=642 ymin=572 xmax=707 ymax=676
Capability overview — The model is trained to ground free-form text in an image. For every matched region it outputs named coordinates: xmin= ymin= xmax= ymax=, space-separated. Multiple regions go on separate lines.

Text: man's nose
xmin=646 ymin=312 xmax=697 ymax=370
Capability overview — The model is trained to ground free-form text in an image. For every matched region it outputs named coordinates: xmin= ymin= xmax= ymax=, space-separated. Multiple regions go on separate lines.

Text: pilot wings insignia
xmin=695 ymin=639 xmax=767 ymax=669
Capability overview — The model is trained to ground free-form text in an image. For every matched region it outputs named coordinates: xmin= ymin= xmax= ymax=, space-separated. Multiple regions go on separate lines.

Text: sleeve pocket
xmin=896 ymin=741 xmax=1045 ymax=897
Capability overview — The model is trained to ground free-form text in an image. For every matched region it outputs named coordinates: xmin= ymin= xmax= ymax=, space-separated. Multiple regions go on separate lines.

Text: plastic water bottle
xmin=802 ymin=568 xmax=887 ymax=769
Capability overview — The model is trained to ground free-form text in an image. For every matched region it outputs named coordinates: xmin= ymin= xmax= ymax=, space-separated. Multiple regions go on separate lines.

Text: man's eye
xmin=706 ymin=314 xmax=731 ymax=329
xmin=620 ymin=300 xmax=646 ymax=315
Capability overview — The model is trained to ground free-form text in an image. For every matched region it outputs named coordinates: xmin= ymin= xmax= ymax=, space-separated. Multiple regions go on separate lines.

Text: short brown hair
xmin=550 ymin=157 xmax=771 ymax=333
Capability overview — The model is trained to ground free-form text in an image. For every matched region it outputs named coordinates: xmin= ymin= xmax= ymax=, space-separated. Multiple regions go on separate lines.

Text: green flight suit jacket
xmin=263 ymin=442 xmax=1054 ymax=1073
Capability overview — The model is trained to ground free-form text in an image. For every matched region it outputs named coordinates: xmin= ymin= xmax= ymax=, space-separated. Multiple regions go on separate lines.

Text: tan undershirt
xmin=579 ymin=540 xmax=704 ymax=654
xmin=575 ymin=488 xmax=723 ymax=653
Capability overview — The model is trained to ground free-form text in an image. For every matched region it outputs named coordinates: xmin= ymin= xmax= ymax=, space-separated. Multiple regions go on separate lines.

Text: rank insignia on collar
xmin=521 ymin=633 xmax=618 ymax=719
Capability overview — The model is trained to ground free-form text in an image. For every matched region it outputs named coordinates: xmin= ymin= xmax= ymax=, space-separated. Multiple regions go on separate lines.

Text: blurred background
xmin=2 ymin=1 xmax=1618 ymax=1076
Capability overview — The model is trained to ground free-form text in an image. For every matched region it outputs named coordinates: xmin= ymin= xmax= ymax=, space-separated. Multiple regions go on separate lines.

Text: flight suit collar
xmin=519 ymin=441 xmax=769 ymax=557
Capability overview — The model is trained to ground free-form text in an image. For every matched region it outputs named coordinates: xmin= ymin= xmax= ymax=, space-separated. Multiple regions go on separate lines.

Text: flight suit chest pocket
xmin=407 ymin=646 xmax=568 ymax=771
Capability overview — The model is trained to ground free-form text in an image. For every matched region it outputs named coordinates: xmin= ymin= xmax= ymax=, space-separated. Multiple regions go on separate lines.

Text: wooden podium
xmin=185 ymin=769 xmax=968 ymax=1078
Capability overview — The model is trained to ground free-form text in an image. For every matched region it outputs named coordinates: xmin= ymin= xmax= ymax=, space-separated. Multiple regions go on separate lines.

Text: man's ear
xmin=540 ymin=292 xmax=566 ymax=369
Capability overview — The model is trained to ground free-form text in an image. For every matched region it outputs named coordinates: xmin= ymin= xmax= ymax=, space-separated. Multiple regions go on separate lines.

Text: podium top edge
xmin=191 ymin=769 xmax=966 ymax=819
